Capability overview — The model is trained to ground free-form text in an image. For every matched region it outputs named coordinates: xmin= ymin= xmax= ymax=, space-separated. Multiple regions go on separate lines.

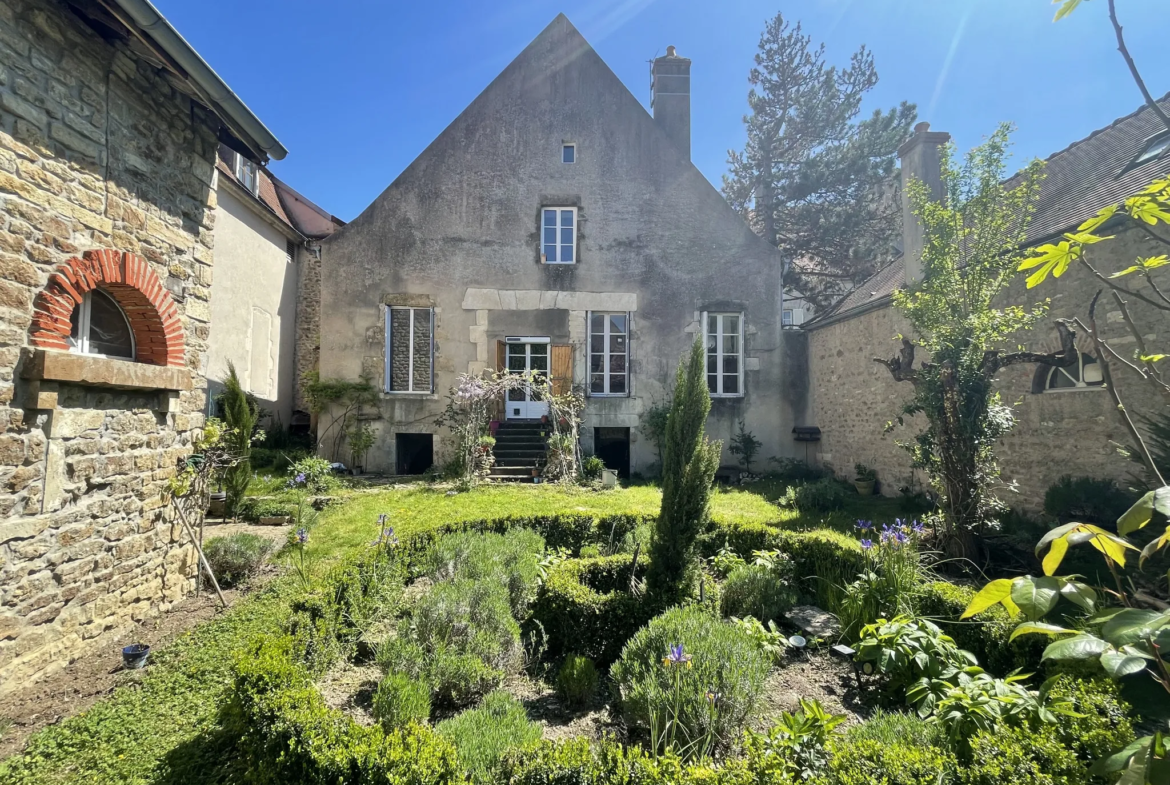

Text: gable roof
xmin=216 ymin=146 xmax=343 ymax=239
xmin=812 ymin=94 xmax=1170 ymax=326
xmin=333 ymin=14 xmax=780 ymax=263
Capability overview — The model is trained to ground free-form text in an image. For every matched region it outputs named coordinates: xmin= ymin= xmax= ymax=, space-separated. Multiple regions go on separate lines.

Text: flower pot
xmin=853 ymin=479 xmax=875 ymax=496
xmin=601 ymin=469 xmax=618 ymax=488
xmin=122 ymin=643 xmax=150 ymax=670
xmin=208 ymin=492 xmax=227 ymax=517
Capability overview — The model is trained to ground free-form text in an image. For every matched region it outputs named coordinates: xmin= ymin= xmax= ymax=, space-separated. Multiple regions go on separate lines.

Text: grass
xmin=0 ymin=582 xmax=295 ymax=785
xmin=0 ymin=478 xmax=899 ymax=784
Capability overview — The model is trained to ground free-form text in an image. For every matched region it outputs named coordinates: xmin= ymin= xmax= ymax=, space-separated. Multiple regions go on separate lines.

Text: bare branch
xmin=1081 ymin=289 xmax=1165 ymax=485
xmin=981 ymin=319 xmax=1078 ymax=377
xmin=1109 ymin=0 xmax=1170 ymax=132
xmin=1077 ymin=253 xmax=1170 ymax=312
xmin=874 ymin=337 xmax=920 ymax=384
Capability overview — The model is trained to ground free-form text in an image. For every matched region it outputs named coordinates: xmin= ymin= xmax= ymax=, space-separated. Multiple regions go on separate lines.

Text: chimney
xmin=651 ymin=46 xmax=691 ymax=159
xmin=898 ymin=122 xmax=950 ymax=285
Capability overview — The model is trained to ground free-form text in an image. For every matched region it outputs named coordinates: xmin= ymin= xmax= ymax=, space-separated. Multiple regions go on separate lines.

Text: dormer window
xmin=69 ymin=289 xmax=135 ymax=359
xmin=234 ymin=152 xmax=259 ymax=195
xmin=1121 ymin=132 xmax=1170 ymax=176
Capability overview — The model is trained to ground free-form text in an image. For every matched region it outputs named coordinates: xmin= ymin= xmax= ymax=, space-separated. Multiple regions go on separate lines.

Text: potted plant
xmin=347 ymin=422 xmax=376 ymax=476
xmin=853 ymin=463 xmax=877 ymax=496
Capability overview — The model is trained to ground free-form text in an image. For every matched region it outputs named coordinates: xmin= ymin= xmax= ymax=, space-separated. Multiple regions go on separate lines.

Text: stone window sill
xmin=22 ymin=349 xmax=190 ymax=411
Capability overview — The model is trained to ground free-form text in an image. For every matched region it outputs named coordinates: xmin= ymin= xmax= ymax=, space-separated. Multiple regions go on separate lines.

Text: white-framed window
xmin=704 ymin=312 xmax=743 ymax=397
xmin=562 ymin=144 xmax=576 ymax=164
xmin=384 ymin=306 xmax=433 ymax=393
xmin=234 ymin=151 xmax=258 ymax=195
xmin=69 ymin=289 xmax=135 ymax=359
xmin=589 ymin=312 xmax=628 ymax=396
xmin=542 ymin=208 xmax=576 ymax=264
xmin=782 ymin=309 xmax=794 ymax=326
xmin=1043 ymin=351 xmax=1104 ymax=392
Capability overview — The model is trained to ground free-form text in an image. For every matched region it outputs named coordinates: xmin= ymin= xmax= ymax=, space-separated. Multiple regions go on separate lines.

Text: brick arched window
xmin=29 ymin=250 xmax=185 ymax=367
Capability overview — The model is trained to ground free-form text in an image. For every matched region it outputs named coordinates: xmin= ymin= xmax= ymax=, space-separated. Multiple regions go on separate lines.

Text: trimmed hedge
xmin=825 ymin=737 xmax=957 ymax=785
xmin=224 ymin=636 xmax=459 ymax=784
xmin=915 ymin=581 xmax=1045 ymax=676
xmin=532 ymin=555 xmax=655 ymax=666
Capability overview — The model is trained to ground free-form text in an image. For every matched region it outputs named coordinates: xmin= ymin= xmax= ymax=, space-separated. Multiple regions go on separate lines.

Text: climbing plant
xmin=302 ymin=372 xmax=378 ymax=463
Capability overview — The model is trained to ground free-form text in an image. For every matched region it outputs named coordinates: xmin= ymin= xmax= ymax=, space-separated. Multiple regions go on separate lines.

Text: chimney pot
xmin=666 ymin=45 xmax=677 ymax=57
xmin=914 ymin=121 xmax=931 ymax=133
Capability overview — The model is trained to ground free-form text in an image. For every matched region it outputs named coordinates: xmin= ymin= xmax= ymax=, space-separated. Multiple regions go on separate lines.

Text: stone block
xmin=0 ymin=515 xmax=50 ymax=544
xmin=461 ymin=288 xmax=502 ymax=310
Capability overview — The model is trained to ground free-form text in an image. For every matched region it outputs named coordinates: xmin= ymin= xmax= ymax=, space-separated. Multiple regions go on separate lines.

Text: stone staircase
xmin=489 ymin=420 xmax=548 ymax=482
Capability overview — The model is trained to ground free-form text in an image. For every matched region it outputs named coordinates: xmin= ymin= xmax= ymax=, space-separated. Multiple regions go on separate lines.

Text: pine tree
xmin=647 ymin=340 xmax=721 ymax=605
xmin=723 ymin=13 xmax=916 ymax=309
xmin=221 ymin=362 xmax=258 ymax=517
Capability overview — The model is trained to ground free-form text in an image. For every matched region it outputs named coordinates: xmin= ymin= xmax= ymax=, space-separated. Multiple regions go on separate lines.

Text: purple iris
xmin=912 ymin=520 xmax=925 ymax=534
xmin=855 ymin=520 xmax=873 ymax=531
xmin=664 ymin=643 xmax=692 ymax=667
xmin=296 ymin=528 xmax=309 ymax=545
xmin=894 ymin=518 xmax=907 ymax=530
xmin=894 ymin=530 xmax=908 ymax=545
xmin=860 ymin=539 xmax=873 ymax=550
xmin=295 ymin=473 xmax=306 ymax=484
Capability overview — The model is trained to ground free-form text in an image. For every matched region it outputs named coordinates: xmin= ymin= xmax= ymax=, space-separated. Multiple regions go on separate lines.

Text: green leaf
xmin=1052 ymin=0 xmax=1085 ymax=21
xmin=1118 ymin=488 xmax=1170 ymax=536
xmin=1060 ymin=580 xmax=1098 ymax=613
xmin=1009 ymin=622 xmax=1076 ymax=642
xmin=1011 ymin=576 xmax=1061 ymax=620
xmin=1079 ymin=204 xmax=1118 ymax=233
xmin=1142 ymin=355 xmax=1168 ymax=363
xmin=1043 ymin=537 xmax=1069 ymax=576
xmin=1093 ymin=737 xmax=1152 ymax=776
xmin=1102 ymin=608 xmax=1170 ymax=647
xmin=961 ymin=578 xmax=1014 ymax=619
xmin=1043 ymin=633 xmax=1109 ymax=661
xmin=1101 ymin=650 xmax=1149 ymax=678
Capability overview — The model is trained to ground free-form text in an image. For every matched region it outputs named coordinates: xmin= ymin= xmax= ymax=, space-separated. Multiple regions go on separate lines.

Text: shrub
xmin=740 ymin=698 xmax=846 ymax=781
xmin=611 ymin=605 xmax=768 ymax=758
xmin=436 ymin=691 xmax=542 ymax=783
xmin=409 ymin=579 xmax=522 ymax=675
xmin=826 ymin=737 xmax=956 ymax=785
xmin=1043 ymin=474 xmax=1137 ymax=525
xmin=959 ymin=725 xmax=1086 ymax=785
xmin=372 ymin=672 xmax=431 ymax=730
xmin=581 ymin=455 xmax=605 ymax=481
xmin=202 ymin=533 xmax=274 ymax=588
xmin=778 ymin=478 xmax=848 ymax=513
xmin=719 ymin=564 xmax=796 ymax=623
xmin=240 ymin=497 xmax=294 ymax=523
xmin=556 ymin=655 xmax=598 ymax=708
xmin=647 ymin=339 xmax=721 ymax=605
xmin=291 ymin=456 xmax=336 ymax=493
xmin=844 ymin=708 xmax=944 ymax=749
xmin=914 ymin=581 xmax=1043 ymax=676
xmin=853 ymin=617 xmax=977 ymax=705
xmin=378 ymin=637 xmax=504 ymax=708
xmin=531 ymin=554 xmax=656 ymax=666
xmin=729 ymin=420 xmax=762 ymax=473
xmin=501 ymin=737 xmax=677 ymax=785
xmin=1047 ymin=674 xmax=1135 ymax=763
xmin=426 ymin=529 xmax=544 ymax=618
xmin=221 ymin=362 xmax=259 ymax=516
xmin=769 ymin=457 xmax=829 ymax=483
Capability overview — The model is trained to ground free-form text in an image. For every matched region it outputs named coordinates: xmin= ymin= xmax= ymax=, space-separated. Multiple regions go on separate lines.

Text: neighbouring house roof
xmin=216 ymin=147 xmax=344 ymax=240
xmin=67 ymin=0 xmax=286 ymax=162
xmin=811 ymin=94 xmax=1170 ymax=328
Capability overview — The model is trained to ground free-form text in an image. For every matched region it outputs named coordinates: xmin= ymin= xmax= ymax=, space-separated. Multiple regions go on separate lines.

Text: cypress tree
xmin=647 ymin=339 xmax=721 ymax=605
xmin=221 ymin=362 xmax=258 ymax=517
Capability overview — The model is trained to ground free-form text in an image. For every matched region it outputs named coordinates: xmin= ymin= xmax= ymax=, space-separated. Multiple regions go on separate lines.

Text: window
xmin=704 ymin=312 xmax=743 ymax=397
xmin=384 ymin=306 xmax=433 ymax=393
xmin=69 ymin=289 xmax=135 ymax=359
xmin=234 ymin=152 xmax=258 ymax=195
xmin=1135 ymin=133 xmax=1170 ymax=166
xmin=285 ymin=239 xmax=296 ymax=265
xmin=542 ymin=208 xmax=576 ymax=264
xmin=589 ymin=312 xmax=628 ymax=395
xmin=562 ymin=144 xmax=576 ymax=164
xmin=1043 ymin=351 xmax=1104 ymax=392
xmin=782 ymin=309 xmax=793 ymax=326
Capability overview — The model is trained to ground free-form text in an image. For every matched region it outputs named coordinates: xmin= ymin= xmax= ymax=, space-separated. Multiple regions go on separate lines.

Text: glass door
xmin=505 ymin=340 xmax=550 ymax=420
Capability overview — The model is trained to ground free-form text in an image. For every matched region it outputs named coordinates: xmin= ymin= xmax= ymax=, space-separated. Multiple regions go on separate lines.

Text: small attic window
xmin=234 ymin=151 xmax=259 ymax=195
xmin=1123 ymin=132 xmax=1170 ymax=174
xmin=562 ymin=144 xmax=576 ymax=164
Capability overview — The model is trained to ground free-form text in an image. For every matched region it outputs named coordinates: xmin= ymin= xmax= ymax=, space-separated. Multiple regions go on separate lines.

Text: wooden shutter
xmin=551 ymin=344 xmax=573 ymax=396
xmin=495 ymin=340 xmax=506 ymax=374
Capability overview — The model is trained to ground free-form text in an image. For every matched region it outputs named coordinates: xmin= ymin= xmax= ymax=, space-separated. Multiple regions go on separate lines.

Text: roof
xmin=216 ymin=146 xmax=343 ymax=239
xmin=68 ymin=0 xmax=285 ymax=162
xmin=813 ymin=94 xmax=1170 ymax=326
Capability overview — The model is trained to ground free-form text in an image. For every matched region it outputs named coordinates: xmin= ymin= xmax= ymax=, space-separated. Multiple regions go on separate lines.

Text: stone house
xmin=805 ymin=105 xmax=1170 ymax=504
xmin=0 ymin=0 xmax=285 ymax=691
xmin=317 ymin=15 xmax=805 ymax=477
xmin=208 ymin=145 xmax=341 ymax=430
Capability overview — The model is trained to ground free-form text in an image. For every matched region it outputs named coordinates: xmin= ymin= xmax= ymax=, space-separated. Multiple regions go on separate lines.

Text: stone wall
xmin=0 ymin=0 xmax=219 ymax=690
xmin=293 ymin=244 xmax=320 ymax=416
xmin=807 ymin=224 xmax=1167 ymax=509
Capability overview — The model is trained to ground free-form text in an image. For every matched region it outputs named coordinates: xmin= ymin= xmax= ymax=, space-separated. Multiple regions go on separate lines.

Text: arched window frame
xmin=68 ymin=289 xmax=136 ymax=360
xmin=1042 ymin=350 xmax=1105 ymax=393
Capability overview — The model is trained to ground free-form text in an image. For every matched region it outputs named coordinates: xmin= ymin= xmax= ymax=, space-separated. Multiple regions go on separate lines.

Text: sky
xmin=153 ymin=0 xmax=1170 ymax=223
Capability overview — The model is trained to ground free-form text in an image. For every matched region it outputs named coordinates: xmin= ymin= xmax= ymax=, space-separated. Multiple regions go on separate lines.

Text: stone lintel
xmin=22 ymin=349 xmax=192 ymax=393
xmin=462 ymin=288 xmax=637 ymax=312
xmin=381 ymin=293 xmax=436 ymax=308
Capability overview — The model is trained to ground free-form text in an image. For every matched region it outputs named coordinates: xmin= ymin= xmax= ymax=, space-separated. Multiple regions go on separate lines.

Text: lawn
xmin=0 ymin=479 xmax=900 ymax=784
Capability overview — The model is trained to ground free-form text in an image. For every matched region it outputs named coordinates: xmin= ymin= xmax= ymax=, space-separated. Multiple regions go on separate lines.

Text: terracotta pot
xmin=853 ymin=479 xmax=875 ymax=496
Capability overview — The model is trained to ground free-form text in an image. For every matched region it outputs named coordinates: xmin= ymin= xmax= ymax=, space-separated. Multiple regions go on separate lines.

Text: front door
xmin=505 ymin=339 xmax=550 ymax=420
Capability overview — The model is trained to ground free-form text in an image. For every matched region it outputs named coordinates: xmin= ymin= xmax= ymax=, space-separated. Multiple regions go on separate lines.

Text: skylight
xmin=1134 ymin=132 xmax=1170 ymax=167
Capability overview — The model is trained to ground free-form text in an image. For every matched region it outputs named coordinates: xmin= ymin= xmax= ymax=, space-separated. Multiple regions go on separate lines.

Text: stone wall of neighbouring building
xmin=807 ymin=224 xmax=1167 ymax=509
xmin=0 ymin=0 xmax=220 ymax=690
xmin=292 ymin=244 xmax=320 ymax=416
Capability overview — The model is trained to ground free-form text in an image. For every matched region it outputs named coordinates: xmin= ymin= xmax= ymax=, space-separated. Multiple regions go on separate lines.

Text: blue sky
xmin=154 ymin=0 xmax=1170 ymax=222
